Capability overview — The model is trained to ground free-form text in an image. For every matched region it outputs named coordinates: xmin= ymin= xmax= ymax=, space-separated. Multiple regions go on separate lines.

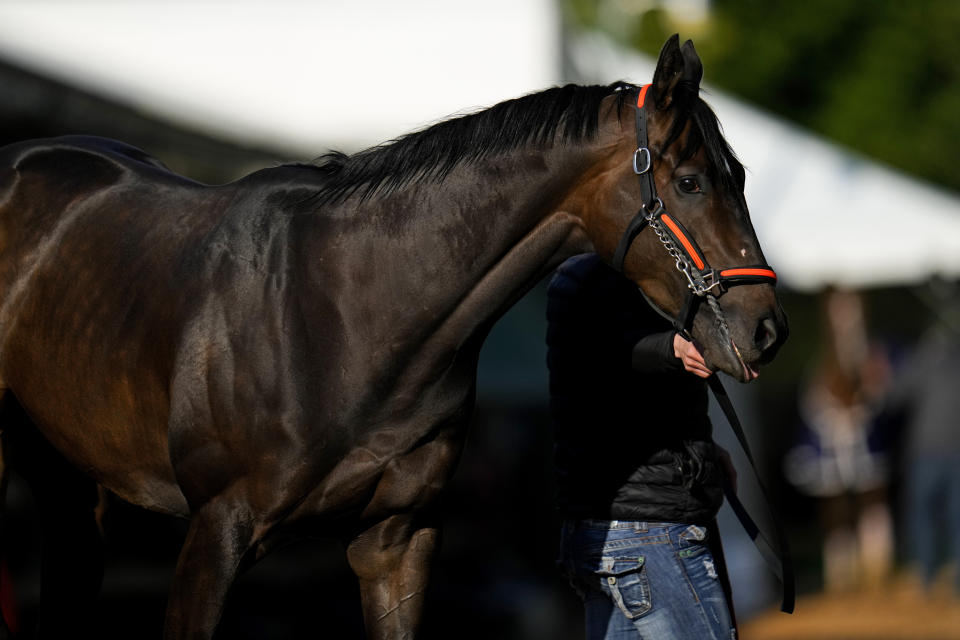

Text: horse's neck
xmin=393 ymin=149 xmax=592 ymax=337
xmin=307 ymin=146 xmax=596 ymax=404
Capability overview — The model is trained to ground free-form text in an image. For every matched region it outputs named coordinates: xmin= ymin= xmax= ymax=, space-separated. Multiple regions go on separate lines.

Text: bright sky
xmin=0 ymin=0 xmax=560 ymax=153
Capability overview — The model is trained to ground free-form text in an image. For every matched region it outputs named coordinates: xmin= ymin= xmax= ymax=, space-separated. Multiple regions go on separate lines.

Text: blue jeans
xmin=559 ymin=520 xmax=735 ymax=640
xmin=907 ymin=455 xmax=960 ymax=591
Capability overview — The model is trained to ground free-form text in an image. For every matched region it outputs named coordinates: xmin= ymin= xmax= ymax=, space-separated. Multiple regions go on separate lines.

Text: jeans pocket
xmin=594 ymin=555 xmax=652 ymax=620
xmin=677 ymin=524 xmax=710 ymax=559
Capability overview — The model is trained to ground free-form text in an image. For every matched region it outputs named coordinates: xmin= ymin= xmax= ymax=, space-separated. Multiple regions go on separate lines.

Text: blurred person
xmin=885 ymin=279 xmax=960 ymax=597
xmin=784 ymin=288 xmax=894 ymax=592
xmin=547 ymin=253 xmax=737 ymax=640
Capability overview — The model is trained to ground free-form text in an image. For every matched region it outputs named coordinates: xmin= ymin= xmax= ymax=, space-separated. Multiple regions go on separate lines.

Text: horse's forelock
xmin=663 ymin=96 xmax=744 ymax=196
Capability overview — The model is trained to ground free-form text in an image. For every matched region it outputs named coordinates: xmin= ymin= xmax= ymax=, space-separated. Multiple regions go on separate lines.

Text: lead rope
xmin=703 ymin=267 xmax=795 ymax=613
xmin=709 ymin=374 xmax=797 ymax=613
xmin=638 ymin=287 xmax=795 ymax=612
xmin=704 ymin=295 xmax=729 ymax=337
xmin=703 ymin=293 xmax=795 ymax=613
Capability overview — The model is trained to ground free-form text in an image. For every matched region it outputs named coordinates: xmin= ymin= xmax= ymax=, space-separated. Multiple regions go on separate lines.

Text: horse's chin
xmin=727 ymin=338 xmax=761 ymax=383
xmin=701 ymin=334 xmax=761 ymax=383
xmin=704 ymin=349 xmax=759 ymax=382
xmin=690 ymin=293 xmax=773 ymax=383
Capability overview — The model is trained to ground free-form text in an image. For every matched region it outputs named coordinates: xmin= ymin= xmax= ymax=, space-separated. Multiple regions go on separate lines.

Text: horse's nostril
xmin=755 ymin=316 xmax=779 ymax=354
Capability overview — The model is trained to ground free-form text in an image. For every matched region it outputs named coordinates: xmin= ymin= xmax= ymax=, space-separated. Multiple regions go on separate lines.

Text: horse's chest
xmin=284 ymin=396 xmax=472 ymax=530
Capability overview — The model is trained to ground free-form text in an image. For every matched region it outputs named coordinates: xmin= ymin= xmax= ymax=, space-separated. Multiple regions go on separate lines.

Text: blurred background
xmin=1 ymin=0 xmax=959 ymax=638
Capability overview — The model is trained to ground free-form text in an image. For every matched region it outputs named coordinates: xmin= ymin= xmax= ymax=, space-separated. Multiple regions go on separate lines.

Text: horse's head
xmin=585 ymin=35 xmax=787 ymax=382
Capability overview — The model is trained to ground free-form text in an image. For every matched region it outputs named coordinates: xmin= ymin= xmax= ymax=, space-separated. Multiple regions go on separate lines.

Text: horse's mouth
xmin=704 ymin=295 xmax=759 ymax=383
xmin=730 ymin=338 xmax=759 ymax=382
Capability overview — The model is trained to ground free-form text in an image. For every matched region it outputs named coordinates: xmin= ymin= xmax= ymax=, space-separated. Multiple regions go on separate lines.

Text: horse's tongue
xmin=731 ymin=339 xmax=759 ymax=381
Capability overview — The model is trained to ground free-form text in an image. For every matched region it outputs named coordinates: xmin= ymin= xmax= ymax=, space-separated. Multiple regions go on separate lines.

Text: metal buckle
xmin=633 ymin=147 xmax=651 ymax=175
xmin=690 ymin=269 xmax=721 ymax=296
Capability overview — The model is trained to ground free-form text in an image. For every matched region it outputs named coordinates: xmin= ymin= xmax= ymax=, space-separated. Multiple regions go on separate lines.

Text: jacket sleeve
xmin=631 ymin=330 xmax=684 ymax=374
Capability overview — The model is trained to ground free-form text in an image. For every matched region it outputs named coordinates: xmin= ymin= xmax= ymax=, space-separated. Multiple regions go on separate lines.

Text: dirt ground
xmin=741 ymin=574 xmax=960 ymax=640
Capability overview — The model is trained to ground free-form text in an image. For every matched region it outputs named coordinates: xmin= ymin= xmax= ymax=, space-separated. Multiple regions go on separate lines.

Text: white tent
xmin=566 ymin=32 xmax=960 ymax=291
xmin=0 ymin=0 xmax=560 ymax=153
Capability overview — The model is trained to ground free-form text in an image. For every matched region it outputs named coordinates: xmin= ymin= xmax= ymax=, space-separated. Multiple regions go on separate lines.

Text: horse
xmin=0 ymin=35 xmax=787 ymax=639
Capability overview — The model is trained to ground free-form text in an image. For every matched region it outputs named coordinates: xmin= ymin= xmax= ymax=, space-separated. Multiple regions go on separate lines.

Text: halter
xmin=612 ymin=84 xmax=777 ymax=339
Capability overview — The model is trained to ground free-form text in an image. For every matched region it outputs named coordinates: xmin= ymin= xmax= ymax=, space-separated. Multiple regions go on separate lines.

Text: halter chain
xmin=645 ymin=207 xmax=720 ymax=296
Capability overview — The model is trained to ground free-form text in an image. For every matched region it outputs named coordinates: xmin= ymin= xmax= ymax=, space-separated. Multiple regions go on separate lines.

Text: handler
xmin=548 ymin=252 xmax=737 ymax=640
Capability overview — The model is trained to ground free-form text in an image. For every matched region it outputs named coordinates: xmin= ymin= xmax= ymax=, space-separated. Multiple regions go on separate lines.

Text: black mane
xmin=305 ymin=80 xmax=743 ymax=204
xmin=307 ymin=82 xmax=636 ymax=203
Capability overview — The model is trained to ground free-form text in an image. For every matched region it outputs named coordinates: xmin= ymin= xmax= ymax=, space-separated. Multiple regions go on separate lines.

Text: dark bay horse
xmin=0 ymin=36 xmax=786 ymax=638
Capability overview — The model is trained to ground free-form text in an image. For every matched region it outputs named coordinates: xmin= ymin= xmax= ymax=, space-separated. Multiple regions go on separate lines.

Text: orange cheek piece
xmin=637 ymin=83 xmax=652 ymax=109
xmin=661 ymin=213 xmax=706 ymax=271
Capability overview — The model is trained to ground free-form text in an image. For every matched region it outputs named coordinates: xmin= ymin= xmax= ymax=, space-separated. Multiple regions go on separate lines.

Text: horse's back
xmin=0 ymin=134 xmax=179 ymax=177
xmin=0 ymin=135 xmax=212 ymax=343
xmin=0 ymin=135 xmax=204 ymax=245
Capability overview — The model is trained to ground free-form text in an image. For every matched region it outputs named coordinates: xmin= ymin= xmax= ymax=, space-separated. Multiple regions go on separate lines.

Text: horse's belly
xmin=12 ymin=374 xmax=188 ymax=515
xmin=0 ymin=310 xmax=189 ymax=515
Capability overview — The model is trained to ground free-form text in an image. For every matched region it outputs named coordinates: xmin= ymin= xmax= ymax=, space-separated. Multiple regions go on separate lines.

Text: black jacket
xmin=547 ymin=253 xmax=724 ymax=523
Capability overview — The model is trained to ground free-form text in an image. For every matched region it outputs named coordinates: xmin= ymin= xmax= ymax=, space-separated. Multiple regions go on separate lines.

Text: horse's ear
xmin=651 ymin=35 xmax=702 ymax=110
xmin=680 ymin=39 xmax=703 ymax=88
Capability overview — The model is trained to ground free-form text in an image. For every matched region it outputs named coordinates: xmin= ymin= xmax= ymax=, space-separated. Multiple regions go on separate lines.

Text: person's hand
xmin=673 ymin=333 xmax=712 ymax=378
xmin=717 ymin=445 xmax=738 ymax=494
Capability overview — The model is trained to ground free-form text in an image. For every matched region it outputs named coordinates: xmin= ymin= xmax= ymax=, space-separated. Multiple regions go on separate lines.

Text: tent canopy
xmin=0 ymin=1 xmax=559 ymax=154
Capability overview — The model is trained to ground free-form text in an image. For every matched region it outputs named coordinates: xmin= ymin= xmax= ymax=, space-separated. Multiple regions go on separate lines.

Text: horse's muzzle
xmin=754 ymin=311 xmax=788 ymax=365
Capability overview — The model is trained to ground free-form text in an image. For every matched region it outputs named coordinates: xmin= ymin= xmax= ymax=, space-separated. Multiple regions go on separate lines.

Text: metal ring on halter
xmin=632 ymin=147 xmax=652 ymax=175
xmin=643 ymin=197 xmax=664 ymax=219
xmin=692 ymin=270 xmax=722 ymax=296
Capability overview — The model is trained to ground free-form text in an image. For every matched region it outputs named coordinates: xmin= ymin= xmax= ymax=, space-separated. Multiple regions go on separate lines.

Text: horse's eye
xmin=678 ymin=177 xmax=702 ymax=194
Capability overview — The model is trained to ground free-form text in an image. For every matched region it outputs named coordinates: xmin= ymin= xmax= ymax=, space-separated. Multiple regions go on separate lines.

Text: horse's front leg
xmin=163 ymin=497 xmax=256 ymax=640
xmin=346 ymin=513 xmax=440 ymax=640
